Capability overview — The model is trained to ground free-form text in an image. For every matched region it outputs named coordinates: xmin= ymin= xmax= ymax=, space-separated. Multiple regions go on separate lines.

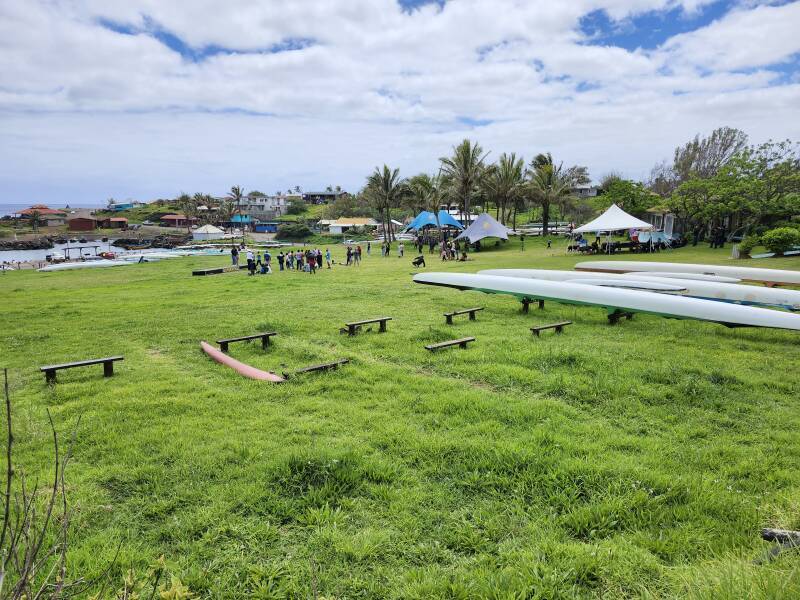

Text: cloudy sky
xmin=1 ymin=0 xmax=799 ymax=204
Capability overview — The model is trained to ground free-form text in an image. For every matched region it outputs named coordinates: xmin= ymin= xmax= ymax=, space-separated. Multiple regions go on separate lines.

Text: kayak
xmin=414 ymin=272 xmax=800 ymax=331
xmin=575 ymin=261 xmax=800 ymax=286
xmin=622 ymin=271 xmax=741 ymax=283
xmin=479 ymin=269 xmax=800 ymax=311
xmin=38 ymin=260 xmax=132 ymax=272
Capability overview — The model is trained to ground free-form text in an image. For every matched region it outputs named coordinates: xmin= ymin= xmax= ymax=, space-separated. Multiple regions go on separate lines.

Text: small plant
xmin=760 ymin=227 xmax=800 ymax=256
xmin=737 ymin=235 xmax=759 ymax=258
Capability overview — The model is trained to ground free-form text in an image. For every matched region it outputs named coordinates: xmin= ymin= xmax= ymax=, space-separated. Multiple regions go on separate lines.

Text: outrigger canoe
xmin=200 ymin=341 xmax=285 ymax=382
xmin=479 ymin=269 xmax=800 ymax=311
xmin=413 ymin=272 xmax=800 ymax=331
xmin=575 ymin=261 xmax=800 ymax=286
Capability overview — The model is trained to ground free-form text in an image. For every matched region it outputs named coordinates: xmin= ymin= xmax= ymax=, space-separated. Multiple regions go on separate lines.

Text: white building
xmin=239 ymin=193 xmax=289 ymax=221
xmin=571 ymin=185 xmax=599 ymax=198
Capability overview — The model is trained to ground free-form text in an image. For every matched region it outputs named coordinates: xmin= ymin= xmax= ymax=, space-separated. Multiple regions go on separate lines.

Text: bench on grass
xmin=425 ymin=337 xmax=475 ymax=351
xmin=344 ymin=317 xmax=392 ymax=336
xmin=292 ymin=359 xmax=350 ymax=376
xmin=607 ymin=310 xmax=634 ymax=324
xmin=216 ymin=332 xmax=277 ymax=353
xmin=530 ymin=321 xmax=572 ymax=337
xmin=521 ymin=298 xmax=545 ymax=313
xmin=40 ymin=356 xmax=124 ymax=384
xmin=444 ymin=307 xmax=484 ymax=325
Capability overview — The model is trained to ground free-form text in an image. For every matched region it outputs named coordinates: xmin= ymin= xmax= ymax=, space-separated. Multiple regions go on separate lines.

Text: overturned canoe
xmin=200 ymin=341 xmax=285 ymax=382
xmin=479 ymin=269 xmax=800 ymax=311
xmin=575 ymin=261 xmax=800 ymax=286
xmin=414 ymin=272 xmax=800 ymax=331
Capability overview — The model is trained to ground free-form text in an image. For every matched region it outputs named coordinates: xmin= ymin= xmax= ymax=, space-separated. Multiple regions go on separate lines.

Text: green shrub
xmin=276 ymin=222 xmax=311 ymax=240
xmin=286 ymin=200 xmax=307 ymax=215
xmin=737 ymin=235 xmax=759 ymax=257
xmin=760 ymin=227 xmax=800 ymax=255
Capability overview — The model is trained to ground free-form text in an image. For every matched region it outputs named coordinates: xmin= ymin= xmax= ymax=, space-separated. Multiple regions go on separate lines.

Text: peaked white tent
xmin=192 ymin=224 xmax=225 ymax=241
xmin=574 ymin=204 xmax=652 ymax=233
xmin=456 ymin=213 xmax=510 ymax=243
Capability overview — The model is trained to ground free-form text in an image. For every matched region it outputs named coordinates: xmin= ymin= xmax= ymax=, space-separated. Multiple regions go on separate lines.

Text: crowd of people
xmin=229 ymin=242 xmax=379 ymax=275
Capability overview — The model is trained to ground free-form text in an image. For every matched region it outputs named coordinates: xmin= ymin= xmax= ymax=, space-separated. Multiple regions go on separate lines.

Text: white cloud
xmin=0 ymin=0 xmax=798 ymax=203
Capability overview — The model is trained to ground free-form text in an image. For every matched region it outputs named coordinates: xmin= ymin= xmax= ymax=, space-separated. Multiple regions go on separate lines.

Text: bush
xmin=276 ymin=223 xmax=312 ymax=240
xmin=737 ymin=235 xmax=759 ymax=257
xmin=760 ymin=227 xmax=800 ymax=255
xmin=286 ymin=200 xmax=307 ymax=215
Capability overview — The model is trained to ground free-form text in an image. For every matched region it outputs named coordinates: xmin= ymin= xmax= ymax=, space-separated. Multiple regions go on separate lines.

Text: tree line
xmin=337 ymin=127 xmax=799 ymax=244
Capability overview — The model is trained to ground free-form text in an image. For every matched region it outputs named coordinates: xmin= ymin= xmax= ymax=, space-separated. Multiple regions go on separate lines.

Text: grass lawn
xmin=1 ymin=238 xmax=799 ymax=598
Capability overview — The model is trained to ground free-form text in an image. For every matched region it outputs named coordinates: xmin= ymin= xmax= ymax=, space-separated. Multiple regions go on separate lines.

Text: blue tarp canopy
xmin=405 ymin=210 xmax=464 ymax=231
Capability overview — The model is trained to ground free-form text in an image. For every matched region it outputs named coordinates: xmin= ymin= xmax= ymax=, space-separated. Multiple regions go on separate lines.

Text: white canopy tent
xmin=573 ymin=204 xmax=653 ymax=254
xmin=574 ymin=204 xmax=652 ymax=233
xmin=456 ymin=213 xmax=510 ymax=244
xmin=192 ymin=224 xmax=225 ymax=241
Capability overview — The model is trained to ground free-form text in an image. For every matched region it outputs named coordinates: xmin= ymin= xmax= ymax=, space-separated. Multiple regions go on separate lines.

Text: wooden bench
xmin=425 ymin=337 xmax=475 ymax=351
xmin=292 ymin=359 xmax=349 ymax=376
xmin=521 ymin=298 xmax=545 ymax=313
xmin=40 ymin=356 xmax=124 ymax=384
xmin=530 ymin=321 xmax=572 ymax=337
xmin=216 ymin=332 xmax=277 ymax=352
xmin=607 ymin=310 xmax=634 ymax=324
xmin=444 ymin=307 xmax=484 ymax=324
xmin=344 ymin=317 xmax=392 ymax=336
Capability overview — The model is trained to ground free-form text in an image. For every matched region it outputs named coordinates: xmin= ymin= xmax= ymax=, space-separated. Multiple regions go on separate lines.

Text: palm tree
xmin=227 ymin=185 xmax=245 ymax=243
xmin=30 ymin=210 xmax=41 ymax=233
xmin=406 ymin=173 xmax=435 ymax=214
xmin=481 ymin=153 xmax=525 ymax=226
xmin=365 ymin=165 xmax=407 ymax=243
xmin=526 ymin=153 xmax=574 ymax=235
xmin=439 ymin=139 xmax=489 ymax=226
xmin=177 ymin=193 xmax=194 ymax=234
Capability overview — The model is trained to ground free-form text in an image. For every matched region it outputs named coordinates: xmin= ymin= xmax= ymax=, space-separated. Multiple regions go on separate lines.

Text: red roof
xmin=19 ymin=207 xmax=66 ymax=216
xmin=161 ymin=214 xmax=187 ymax=220
xmin=109 ymin=217 xmax=128 ymax=222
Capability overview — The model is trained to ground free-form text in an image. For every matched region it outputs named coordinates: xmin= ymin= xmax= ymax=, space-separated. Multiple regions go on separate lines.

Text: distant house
xmin=327 ymin=217 xmax=379 ymax=235
xmin=303 ymin=191 xmax=347 ymax=205
xmin=16 ymin=205 xmax=67 ymax=227
xmin=160 ymin=214 xmax=197 ymax=228
xmin=67 ymin=216 xmax=98 ymax=231
xmin=98 ymin=217 xmax=128 ymax=229
xmin=107 ymin=200 xmax=134 ymax=211
xmin=571 ymin=185 xmax=599 ymax=198
xmin=253 ymin=222 xmax=279 ymax=233
xmin=239 ymin=194 xmax=289 ymax=221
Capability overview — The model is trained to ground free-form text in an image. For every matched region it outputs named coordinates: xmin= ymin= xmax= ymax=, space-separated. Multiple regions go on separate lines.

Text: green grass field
xmin=1 ymin=239 xmax=799 ymax=598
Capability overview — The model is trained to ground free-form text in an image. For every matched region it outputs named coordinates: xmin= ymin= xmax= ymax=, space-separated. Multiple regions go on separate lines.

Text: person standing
xmin=278 ymin=251 xmax=285 ymax=271
xmin=325 ymin=248 xmax=332 ymax=268
xmin=367 ymin=241 xmax=371 ymax=255
xmin=316 ymin=248 xmax=323 ymax=269
xmin=398 ymin=242 xmax=404 ymax=258
xmin=264 ymin=249 xmax=272 ymax=271
xmin=355 ymin=245 xmax=362 ymax=265
xmin=231 ymin=245 xmax=239 ymax=266
xmin=246 ymin=248 xmax=255 ymax=275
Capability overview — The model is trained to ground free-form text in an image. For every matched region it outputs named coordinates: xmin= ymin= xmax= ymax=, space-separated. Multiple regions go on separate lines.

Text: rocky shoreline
xmin=0 ymin=238 xmax=55 ymax=250
xmin=0 ymin=233 xmax=190 ymax=251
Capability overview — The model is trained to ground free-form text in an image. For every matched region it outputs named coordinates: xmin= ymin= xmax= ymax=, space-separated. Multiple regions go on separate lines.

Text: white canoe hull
xmin=414 ymin=272 xmax=800 ymax=331
xmin=575 ymin=261 xmax=800 ymax=285
xmin=38 ymin=260 xmax=133 ymax=272
xmin=623 ymin=271 xmax=740 ymax=283
xmin=479 ymin=269 xmax=800 ymax=311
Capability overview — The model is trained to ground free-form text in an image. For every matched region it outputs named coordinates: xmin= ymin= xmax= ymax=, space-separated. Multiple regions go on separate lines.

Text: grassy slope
xmin=1 ymin=239 xmax=799 ymax=598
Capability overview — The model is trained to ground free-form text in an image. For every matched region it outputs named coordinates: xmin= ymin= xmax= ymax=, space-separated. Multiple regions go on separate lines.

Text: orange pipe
xmin=200 ymin=341 xmax=285 ymax=383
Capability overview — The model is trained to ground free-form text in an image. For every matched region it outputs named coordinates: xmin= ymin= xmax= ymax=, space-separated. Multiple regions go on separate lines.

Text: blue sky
xmin=1 ymin=0 xmax=799 ymax=204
